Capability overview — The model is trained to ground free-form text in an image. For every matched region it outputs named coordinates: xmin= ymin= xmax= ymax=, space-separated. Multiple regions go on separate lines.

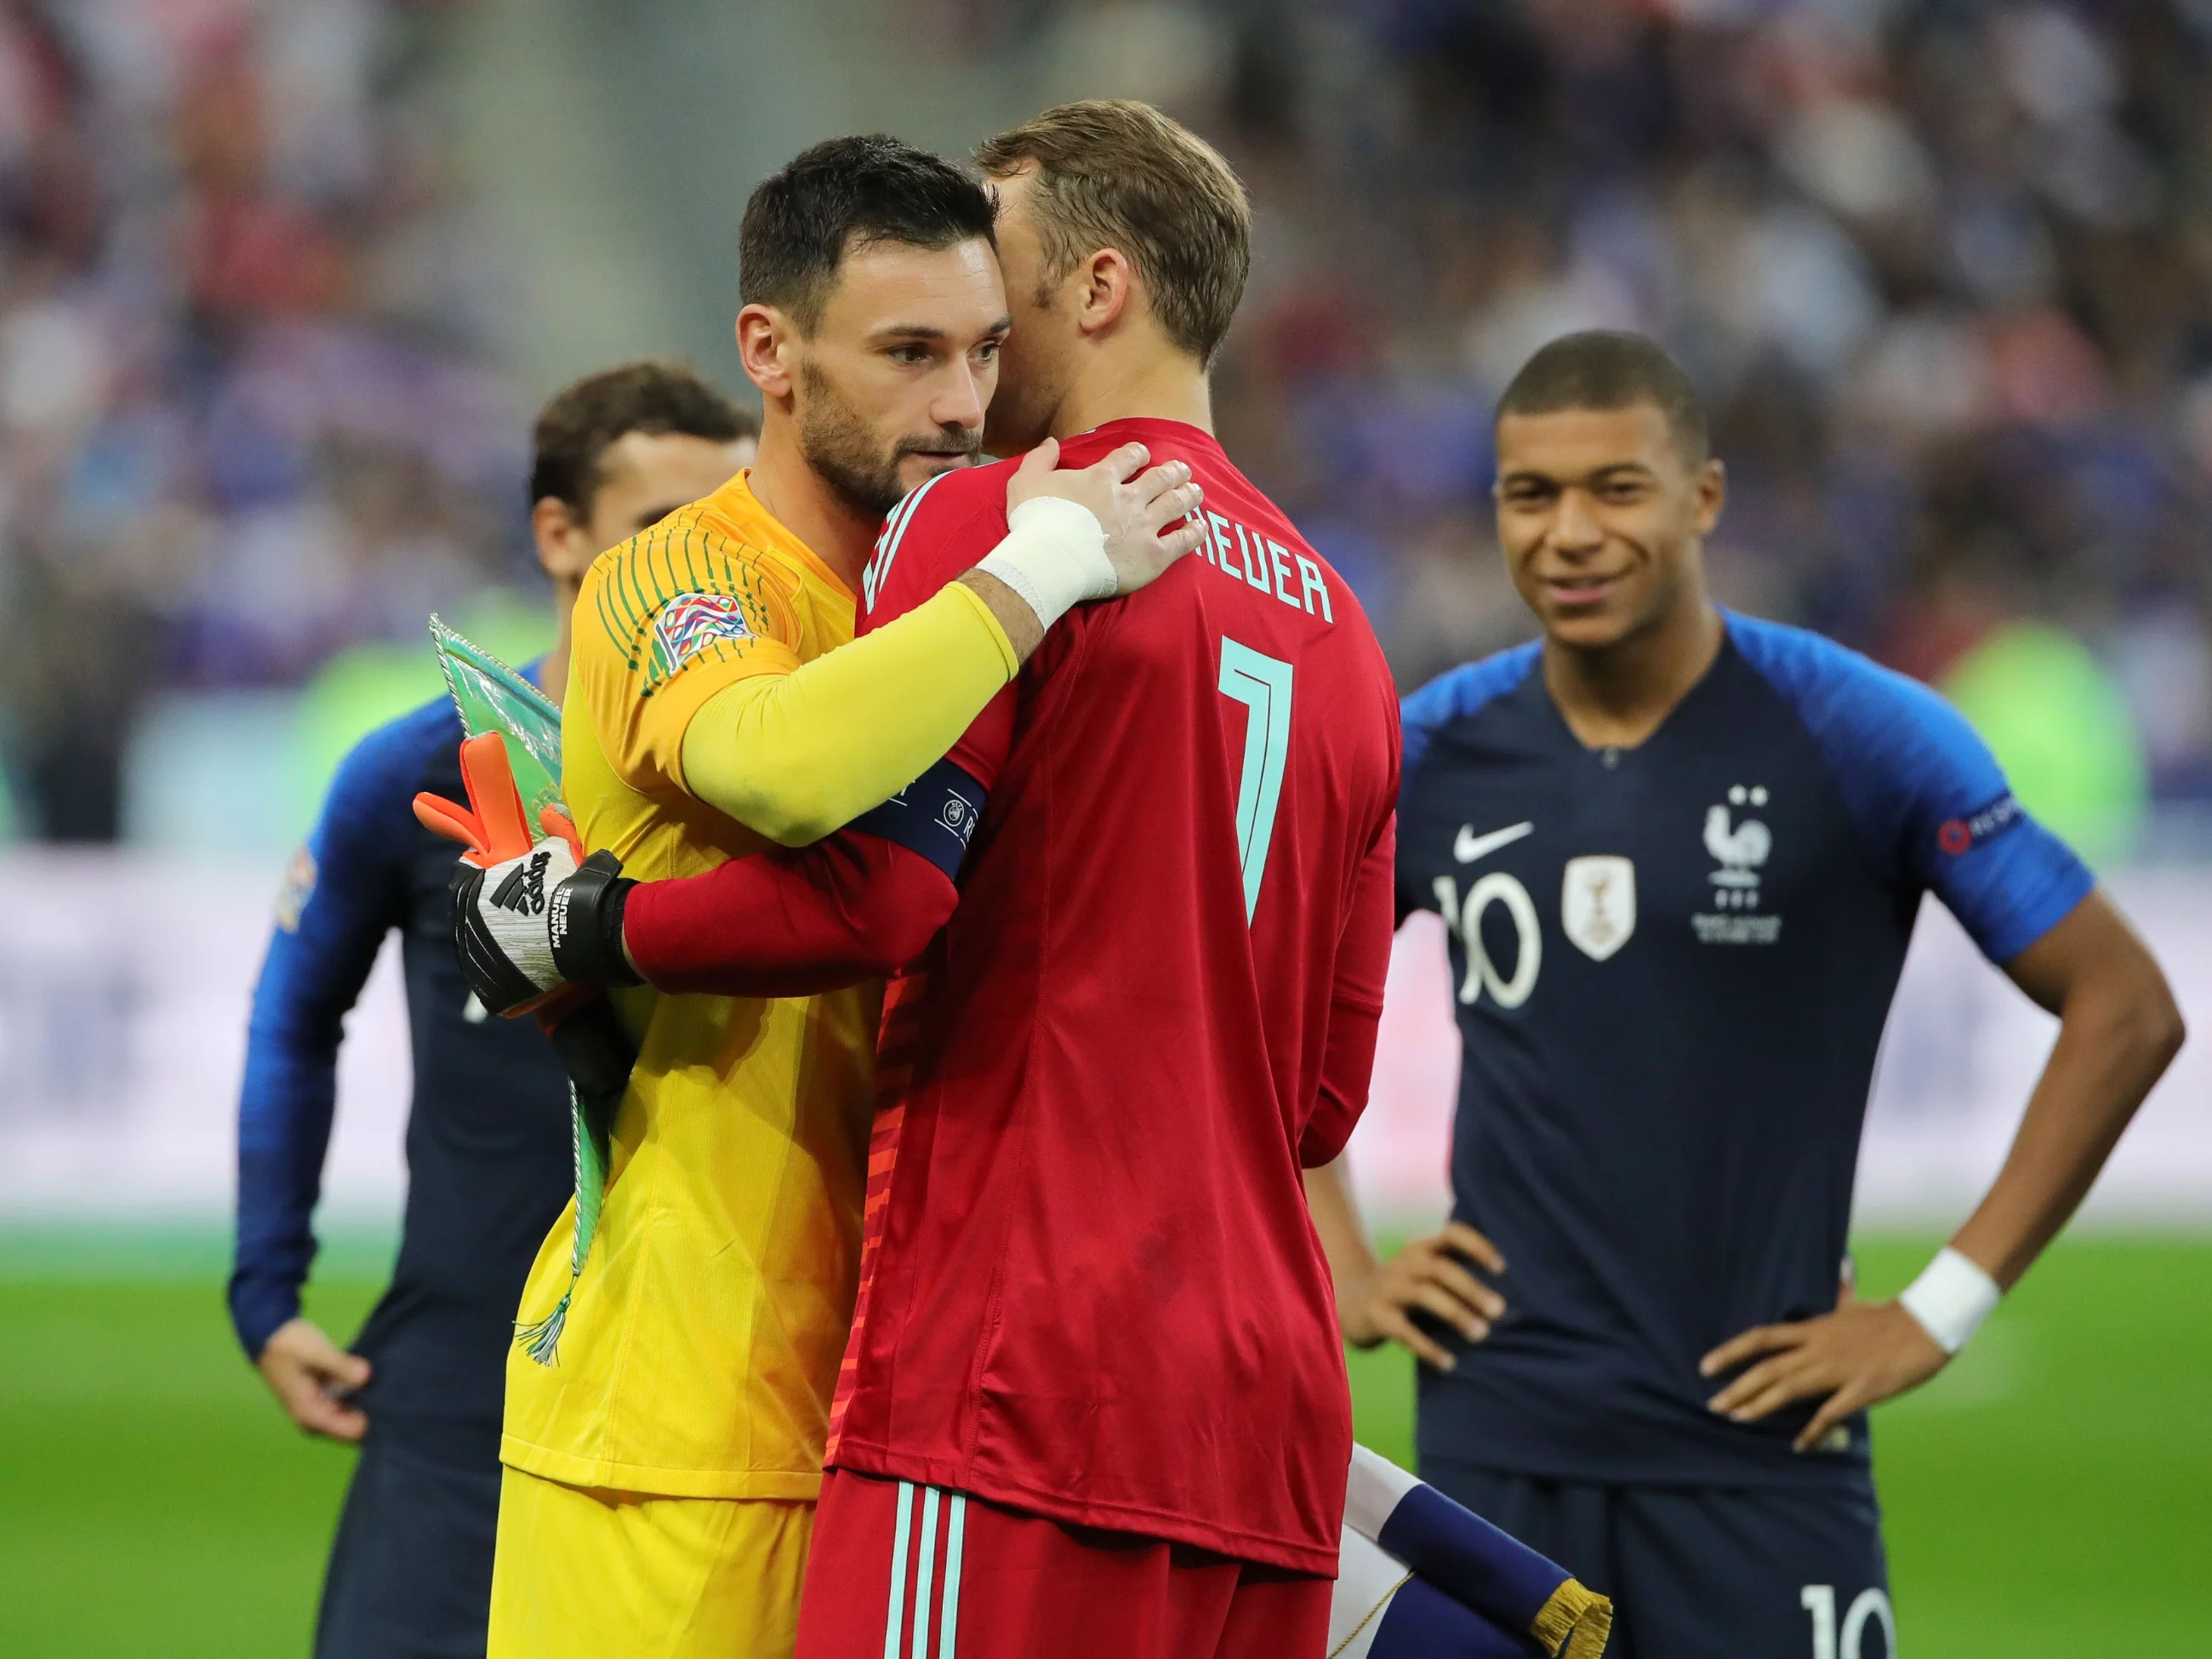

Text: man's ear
xmin=737 ymin=303 xmax=797 ymax=400
xmin=531 ymin=495 xmax=590 ymax=582
xmin=1693 ymin=457 xmax=1727 ymax=538
xmin=1074 ymin=248 xmax=1134 ymax=339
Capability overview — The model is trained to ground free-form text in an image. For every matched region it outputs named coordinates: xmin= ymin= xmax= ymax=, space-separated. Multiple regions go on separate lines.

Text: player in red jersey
xmin=786 ymin=116 xmax=1398 ymax=1659
xmin=448 ymin=101 xmax=1400 ymax=1657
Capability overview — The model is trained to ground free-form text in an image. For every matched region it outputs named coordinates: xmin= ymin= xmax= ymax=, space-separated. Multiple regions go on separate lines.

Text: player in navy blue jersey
xmin=1307 ymin=331 xmax=2184 ymax=1657
xmin=228 ymin=361 xmax=756 ymax=1659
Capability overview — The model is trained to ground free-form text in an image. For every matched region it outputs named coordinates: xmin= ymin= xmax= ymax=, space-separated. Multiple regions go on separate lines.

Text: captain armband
xmin=1897 ymin=1246 xmax=2002 ymax=1354
xmin=847 ymin=757 xmax=988 ymax=881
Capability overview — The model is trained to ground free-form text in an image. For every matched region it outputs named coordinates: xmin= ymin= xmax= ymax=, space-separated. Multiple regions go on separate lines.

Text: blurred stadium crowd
xmin=5 ymin=0 xmax=2212 ymax=845
xmin=0 ymin=0 xmax=516 ymax=841
xmin=1184 ymin=0 xmax=2212 ymax=803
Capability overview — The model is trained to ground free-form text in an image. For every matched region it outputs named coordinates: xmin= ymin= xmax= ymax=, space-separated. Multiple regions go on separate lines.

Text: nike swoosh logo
xmin=1455 ymin=821 xmax=1535 ymax=864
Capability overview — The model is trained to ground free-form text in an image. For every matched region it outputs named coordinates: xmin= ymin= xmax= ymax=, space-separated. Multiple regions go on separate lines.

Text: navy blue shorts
xmin=316 ymin=1430 xmax=502 ymax=1659
xmin=1422 ymin=1460 xmax=1894 ymax=1659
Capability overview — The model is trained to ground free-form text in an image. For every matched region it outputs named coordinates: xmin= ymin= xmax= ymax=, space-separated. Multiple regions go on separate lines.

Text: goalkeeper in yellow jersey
xmin=461 ymin=136 xmax=1202 ymax=1659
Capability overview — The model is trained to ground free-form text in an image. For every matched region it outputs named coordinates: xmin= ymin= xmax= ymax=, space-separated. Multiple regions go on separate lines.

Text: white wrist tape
xmin=975 ymin=496 xmax=1115 ymax=630
xmin=1898 ymin=1246 xmax=2002 ymax=1354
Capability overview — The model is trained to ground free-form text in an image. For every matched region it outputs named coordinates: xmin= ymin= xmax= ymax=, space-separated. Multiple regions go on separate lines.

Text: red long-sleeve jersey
xmin=842 ymin=418 xmax=1398 ymax=1573
xmin=622 ymin=418 xmax=1398 ymax=1571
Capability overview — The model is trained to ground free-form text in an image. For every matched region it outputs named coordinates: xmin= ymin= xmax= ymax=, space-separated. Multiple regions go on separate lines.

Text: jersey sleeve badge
xmin=1935 ymin=792 xmax=2024 ymax=856
xmin=650 ymin=591 xmax=755 ymax=678
xmin=273 ymin=845 xmax=318 ymax=932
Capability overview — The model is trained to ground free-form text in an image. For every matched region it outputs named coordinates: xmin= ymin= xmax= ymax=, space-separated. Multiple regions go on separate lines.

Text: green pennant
xmin=429 ymin=614 xmax=614 ymax=1366
xmin=430 ymin=614 xmax=564 ymax=824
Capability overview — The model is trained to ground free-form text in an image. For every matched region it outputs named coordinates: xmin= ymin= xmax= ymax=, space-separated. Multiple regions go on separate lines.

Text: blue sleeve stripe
xmin=1400 ymin=643 xmax=1540 ymax=782
xmin=1726 ymin=613 xmax=2096 ymax=965
xmin=847 ymin=758 xmax=988 ymax=881
xmin=1942 ymin=818 xmax=2095 ymax=962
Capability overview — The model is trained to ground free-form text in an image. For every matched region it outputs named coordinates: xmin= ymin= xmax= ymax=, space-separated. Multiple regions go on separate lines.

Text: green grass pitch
xmin=1 ymin=1233 xmax=2207 ymax=1655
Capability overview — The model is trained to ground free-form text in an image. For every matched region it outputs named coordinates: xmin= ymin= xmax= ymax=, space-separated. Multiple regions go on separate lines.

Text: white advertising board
xmin=0 ymin=853 xmax=2204 ymax=1232
xmin=0 ymin=852 xmax=411 ymax=1226
xmin=1349 ymin=874 xmax=2212 ymax=1228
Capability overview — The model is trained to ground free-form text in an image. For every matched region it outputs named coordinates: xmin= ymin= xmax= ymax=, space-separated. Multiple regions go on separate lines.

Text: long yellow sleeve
xmin=677 ymin=579 xmax=1017 ymax=846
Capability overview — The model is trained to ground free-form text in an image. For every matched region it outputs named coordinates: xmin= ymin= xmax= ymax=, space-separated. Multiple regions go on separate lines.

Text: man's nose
xmin=930 ymin=362 xmax=989 ymax=433
xmin=1549 ymin=490 xmax=1603 ymax=554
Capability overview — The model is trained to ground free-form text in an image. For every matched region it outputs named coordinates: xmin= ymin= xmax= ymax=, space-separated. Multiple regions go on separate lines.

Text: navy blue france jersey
xmin=1398 ymin=613 xmax=2092 ymax=1488
xmin=230 ymin=689 xmax=573 ymax=1467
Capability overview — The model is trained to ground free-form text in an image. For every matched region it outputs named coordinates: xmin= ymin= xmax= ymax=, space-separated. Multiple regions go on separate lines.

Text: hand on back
xmin=1006 ymin=438 xmax=1206 ymax=596
xmin=255 ymin=1317 xmax=371 ymax=1443
xmin=1339 ymin=1222 xmax=1508 ymax=1372
xmin=1700 ymin=1280 xmax=1950 ymax=1453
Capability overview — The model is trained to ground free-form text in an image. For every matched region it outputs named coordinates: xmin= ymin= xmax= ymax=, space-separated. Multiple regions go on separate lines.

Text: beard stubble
xmin=797 ymin=359 xmax=981 ymax=519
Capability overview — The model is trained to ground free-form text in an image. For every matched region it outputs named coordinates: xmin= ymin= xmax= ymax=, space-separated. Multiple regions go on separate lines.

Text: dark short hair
xmin=738 ymin=134 xmax=998 ymax=334
xmin=1497 ymin=331 xmax=1710 ymax=465
xmin=529 ymin=361 xmax=755 ymax=516
xmin=976 ymin=100 xmax=1251 ymax=367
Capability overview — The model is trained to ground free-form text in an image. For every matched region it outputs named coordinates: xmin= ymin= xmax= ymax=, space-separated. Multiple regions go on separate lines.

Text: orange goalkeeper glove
xmin=413 ymin=734 xmax=639 ymax=1021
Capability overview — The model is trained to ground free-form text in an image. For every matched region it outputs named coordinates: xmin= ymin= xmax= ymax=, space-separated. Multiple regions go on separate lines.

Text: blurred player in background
xmin=461 ymin=137 xmax=1197 ymax=1659
xmin=1308 ymin=330 xmax=2185 ymax=1656
xmin=228 ymin=361 xmax=755 ymax=1659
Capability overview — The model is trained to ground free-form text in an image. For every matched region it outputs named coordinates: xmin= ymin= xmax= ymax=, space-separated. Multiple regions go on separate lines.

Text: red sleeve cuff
xmin=623 ymin=833 xmax=956 ymax=998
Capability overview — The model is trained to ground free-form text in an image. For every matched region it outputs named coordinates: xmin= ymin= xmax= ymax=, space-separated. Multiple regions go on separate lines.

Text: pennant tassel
xmin=1532 ymin=1578 xmax=1613 ymax=1659
xmin=514 ymin=1082 xmax=613 ymax=1367
xmin=426 ymin=619 xmax=630 ymax=1375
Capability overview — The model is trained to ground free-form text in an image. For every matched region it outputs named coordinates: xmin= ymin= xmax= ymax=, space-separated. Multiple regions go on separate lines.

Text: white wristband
xmin=1897 ymin=1246 xmax=2002 ymax=1354
xmin=975 ymin=496 xmax=1115 ymax=630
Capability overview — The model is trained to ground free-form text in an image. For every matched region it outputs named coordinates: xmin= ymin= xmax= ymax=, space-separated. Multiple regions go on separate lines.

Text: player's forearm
xmin=619 ymin=834 xmax=955 ymax=997
xmin=1947 ymin=895 xmax=2184 ymax=1289
xmin=1305 ymin=1158 xmax=1384 ymax=1304
xmin=232 ymin=1046 xmax=338 ymax=1357
xmin=229 ymin=1221 xmax=314 ymax=1360
xmin=230 ymin=939 xmax=358 ymax=1357
xmin=957 ymin=570 xmax=1045 ymax=660
xmin=679 ymin=583 xmax=1016 ymax=846
xmin=1951 ymin=960 xmax=2182 ymax=1289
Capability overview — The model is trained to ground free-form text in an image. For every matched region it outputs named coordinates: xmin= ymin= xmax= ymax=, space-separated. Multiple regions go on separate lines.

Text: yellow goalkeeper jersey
xmin=502 ymin=470 xmax=880 ymax=1501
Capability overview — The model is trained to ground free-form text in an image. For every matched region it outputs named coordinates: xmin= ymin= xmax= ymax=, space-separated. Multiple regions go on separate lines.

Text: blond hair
xmin=976 ymin=100 xmax=1251 ymax=366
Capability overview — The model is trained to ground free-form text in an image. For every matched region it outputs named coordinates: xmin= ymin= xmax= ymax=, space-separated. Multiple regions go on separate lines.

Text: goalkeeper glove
xmin=413 ymin=734 xmax=642 ymax=1019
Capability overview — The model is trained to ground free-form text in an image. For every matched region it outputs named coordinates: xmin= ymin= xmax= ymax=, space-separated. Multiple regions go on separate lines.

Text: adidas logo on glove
xmin=490 ymin=849 xmax=555 ymax=916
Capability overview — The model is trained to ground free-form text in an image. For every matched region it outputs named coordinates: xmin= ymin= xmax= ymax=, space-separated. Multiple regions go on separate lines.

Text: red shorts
xmin=795 ymin=1469 xmax=1332 ymax=1659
